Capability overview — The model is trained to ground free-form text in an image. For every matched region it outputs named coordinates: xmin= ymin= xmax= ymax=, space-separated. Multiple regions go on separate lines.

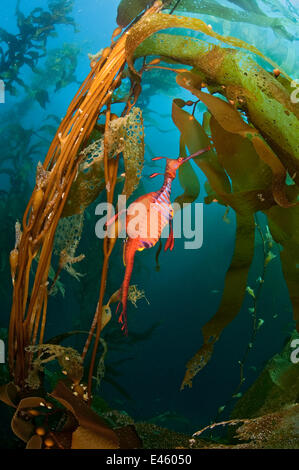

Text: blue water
xmin=0 ymin=0 xmax=298 ymax=438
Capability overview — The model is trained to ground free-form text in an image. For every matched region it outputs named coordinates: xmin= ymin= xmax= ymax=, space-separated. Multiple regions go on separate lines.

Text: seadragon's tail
xmin=117 ymin=241 xmax=137 ymax=334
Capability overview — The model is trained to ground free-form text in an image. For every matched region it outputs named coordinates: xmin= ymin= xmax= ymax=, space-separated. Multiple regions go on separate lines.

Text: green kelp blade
xmin=202 ymin=111 xmax=212 ymax=137
xmin=227 ymin=0 xmax=262 ymax=13
xmin=176 ymin=72 xmax=294 ymax=209
xmin=125 ymin=13 xmax=291 ymax=80
xmin=167 ymin=0 xmax=294 ymax=41
xmin=171 ymin=102 xmax=201 ymax=208
xmin=220 ymin=189 xmax=277 ymax=215
xmin=231 ymin=330 xmax=299 ymax=420
xmin=171 ymin=97 xmax=272 ymax=214
xmin=266 ymin=204 xmax=299 ymax=330
xmin=173 ymin=91 xmax=289 ymax=216
xmin=181 ymin=213 xmax=255 ymax=389
xmin=251 ymin=135 xmax=296 ymax=209
xmin=205 ymin=107 xmax=294 ymax=215
xmin=210 ymin=116 xmax=273 ymax=193
xmin=203 ymin=181 xmax=283 ymax=215
xmin=134 ymin=32 xmax=298 ymax=176
xmin=176 ymin=152 xmax=200 ymax=208
xmin=172 ymin=98 xmax=231 ymax=198
xmin=175 ymin=136 xmax=200 ymax=208
xmin=173 ymin=0 xmax=263 ymax=15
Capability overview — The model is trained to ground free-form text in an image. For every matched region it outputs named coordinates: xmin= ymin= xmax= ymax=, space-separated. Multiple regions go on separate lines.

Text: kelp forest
xmin=0 ymin=0 xmax=298 ymax=450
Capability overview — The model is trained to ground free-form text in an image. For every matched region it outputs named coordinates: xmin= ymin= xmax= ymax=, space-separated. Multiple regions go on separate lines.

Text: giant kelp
xmin=135 ymin=34 xmax=298 ymax=160
xmin=2 ymin=0 xmax=299 ymax=449
xmin=192 ymin=405 xmax=299 ymax=448
xmin=2 ymin=2 xmax=163 ymax=449
xmin=7 ymin=2 xmax=157 ymax=390
xmin=165 ymin=0 xmax=298 ymax=41
xmin=33 ymin=43 xmax=81 ymax=96
xmin=121 ymin=7 xmax=298 ymax=389
xmin=0 ymin=0 xmax=77 ymax=95
xmin=117 ymin=0 xmax=298 ymax=40
xmin=231 ymin=330 xmax=299 ymax=419
xmin=127 ymin=19 xmax=298 ymax=388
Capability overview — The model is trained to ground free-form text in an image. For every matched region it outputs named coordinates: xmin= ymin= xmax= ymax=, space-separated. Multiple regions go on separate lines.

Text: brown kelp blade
xmin=0 ymin=382 xmax=19 ymax=408
xmin=51 ymin=381 xmax=120 ymax=449
xmin=51 ymin=381 xmax=142 ymax=449
xmin=11 ymin=397 xmax=47 ymax=443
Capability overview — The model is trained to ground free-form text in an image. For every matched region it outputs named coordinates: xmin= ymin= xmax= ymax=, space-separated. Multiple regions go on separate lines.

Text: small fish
xmin=246 ymin=286 xmax=255 ymax=298
xmin=265 ymin=251 xmax=277 ymax=265
xmin=232 ymin=392 xmax=242 ymax=399
xmin=222 ymin=214 xmax=230 ymax=224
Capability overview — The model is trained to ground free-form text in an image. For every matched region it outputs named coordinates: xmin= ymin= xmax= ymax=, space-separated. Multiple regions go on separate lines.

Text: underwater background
xmin=0 ymin=0 xmax=298 ymax=449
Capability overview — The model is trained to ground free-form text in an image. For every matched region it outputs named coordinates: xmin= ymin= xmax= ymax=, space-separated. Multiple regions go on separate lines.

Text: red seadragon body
xmin=114 ymin=147 xmax=210 ymax=332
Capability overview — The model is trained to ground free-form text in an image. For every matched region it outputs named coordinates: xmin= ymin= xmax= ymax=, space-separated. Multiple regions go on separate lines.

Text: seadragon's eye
xmin=177 ymin=157 xmax=183 ymax=162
